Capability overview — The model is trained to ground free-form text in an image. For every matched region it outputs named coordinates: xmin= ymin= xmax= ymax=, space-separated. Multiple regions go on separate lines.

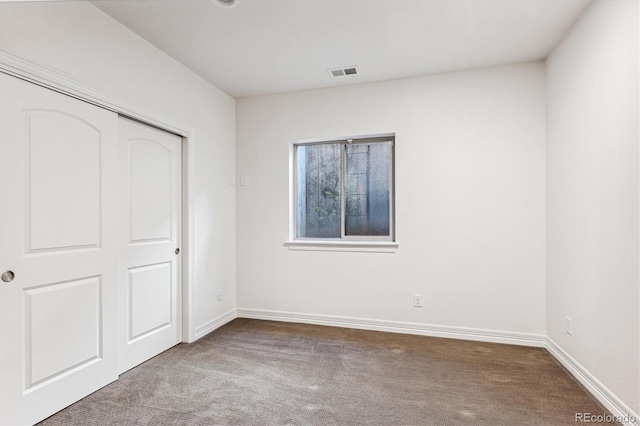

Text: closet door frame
xmin=0 ymin=50 xmax=197 ymax=344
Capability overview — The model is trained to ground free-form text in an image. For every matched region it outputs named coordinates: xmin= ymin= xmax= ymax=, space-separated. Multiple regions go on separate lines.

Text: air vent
xmin=328 ymin=66 xmax=357 ymax=78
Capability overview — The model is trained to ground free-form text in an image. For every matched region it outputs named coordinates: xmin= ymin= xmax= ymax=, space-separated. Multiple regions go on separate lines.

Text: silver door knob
xmin=175 ymin=248 xmax=180 ymax=255
xmin=1 ymin=270 xmax=15 ymax=283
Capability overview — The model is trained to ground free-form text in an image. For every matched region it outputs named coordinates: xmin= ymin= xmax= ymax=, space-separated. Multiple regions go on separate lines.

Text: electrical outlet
xmin=565 ymin=316 xmax=572 ymax=335
xmin=217 ymin=290 xmax=223 ymax=301
xmin=413 ymin=294 xmax=423 ymax=307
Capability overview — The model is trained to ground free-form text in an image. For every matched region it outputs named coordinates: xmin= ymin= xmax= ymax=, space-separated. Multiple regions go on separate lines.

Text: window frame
xmin=287 ymin=133 xmax=397 ymax=251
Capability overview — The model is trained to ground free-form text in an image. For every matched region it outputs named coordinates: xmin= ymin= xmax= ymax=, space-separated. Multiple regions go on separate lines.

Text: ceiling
xmin=91 ymin=0 xmax=590 ymax=98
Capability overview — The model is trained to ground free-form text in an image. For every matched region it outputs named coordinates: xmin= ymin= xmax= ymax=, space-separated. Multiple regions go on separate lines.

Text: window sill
xmin=284 ymin=240 xmax=398 ymax=253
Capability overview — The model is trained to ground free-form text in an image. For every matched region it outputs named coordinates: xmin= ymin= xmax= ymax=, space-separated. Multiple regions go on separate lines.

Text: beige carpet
xmin=39 ymin=319 xmax=618 ymax=425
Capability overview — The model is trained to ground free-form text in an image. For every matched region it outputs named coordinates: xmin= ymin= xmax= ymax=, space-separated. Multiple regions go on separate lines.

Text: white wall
xmin=546 ymin=0 xmax=639 ymax=416
xmin=236 ymin=62 xmax=546 ymax=338
xmin=0 ymin=1 xmax=237 ymax=340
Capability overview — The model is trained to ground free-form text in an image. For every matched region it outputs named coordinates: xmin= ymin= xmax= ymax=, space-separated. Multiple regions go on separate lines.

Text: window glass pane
xmin=345 ymin=142 xmax=391 ymax=236
xmin=297 ymin=144 xmax=341 ymax=238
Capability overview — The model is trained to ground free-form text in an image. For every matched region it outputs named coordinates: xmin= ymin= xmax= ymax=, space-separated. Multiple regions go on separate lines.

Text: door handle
xmin=175 ymin=248 xmax=180 ymax=255
xmin=1 ymin=270 xmax=15 ymax=283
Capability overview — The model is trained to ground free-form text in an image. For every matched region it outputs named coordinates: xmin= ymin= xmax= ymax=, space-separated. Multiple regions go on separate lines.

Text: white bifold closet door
xmin=0 ymin=74 xmax=183 ymax=425
xmin=118 ymin=118 xmax=181 ymax=374
xmin=0 ymin=74 xmax=120 ymax=425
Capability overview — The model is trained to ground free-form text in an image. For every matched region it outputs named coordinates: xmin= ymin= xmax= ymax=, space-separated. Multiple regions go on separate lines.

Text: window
xmin=290 ymin=134 xmax=395 ymax=248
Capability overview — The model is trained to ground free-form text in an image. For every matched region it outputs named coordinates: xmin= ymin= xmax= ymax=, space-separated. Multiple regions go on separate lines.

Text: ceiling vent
xmin=328 ymin=66 xmax=358 ymax=78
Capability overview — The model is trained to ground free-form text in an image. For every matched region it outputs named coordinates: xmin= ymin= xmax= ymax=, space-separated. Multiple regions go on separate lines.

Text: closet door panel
xmin=0 ymin=74 xmax=120 ymax=426
xmin=118 ymin=118 xmax=181 ymax=375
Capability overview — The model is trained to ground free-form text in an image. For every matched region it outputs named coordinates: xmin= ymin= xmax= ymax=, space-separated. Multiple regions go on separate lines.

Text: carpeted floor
xmin=38 ymin=319 xmax=618 ymax=425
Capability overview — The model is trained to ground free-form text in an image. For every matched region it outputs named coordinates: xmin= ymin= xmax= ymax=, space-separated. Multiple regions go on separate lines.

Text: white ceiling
xmin=91 ymin=0 xmax=590 ymax=98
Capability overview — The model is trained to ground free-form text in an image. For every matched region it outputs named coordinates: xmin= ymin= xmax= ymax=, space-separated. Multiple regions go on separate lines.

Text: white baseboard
xmin=236 ymin=308 xmax=546 ymax=347
xmin=545 ymin=338 xmax=639 ymax=426
xmin=192 ymin=308 xmax=237 ymax=341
